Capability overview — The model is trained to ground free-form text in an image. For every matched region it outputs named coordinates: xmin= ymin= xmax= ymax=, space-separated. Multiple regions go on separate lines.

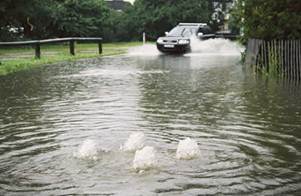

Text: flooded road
xmin=0 ymin=40 xmax=301 ymax=195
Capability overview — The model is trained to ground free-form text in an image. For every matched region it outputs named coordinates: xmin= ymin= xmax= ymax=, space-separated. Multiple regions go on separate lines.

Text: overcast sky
xmin=125 ymin=0 xmax=135 ymax=3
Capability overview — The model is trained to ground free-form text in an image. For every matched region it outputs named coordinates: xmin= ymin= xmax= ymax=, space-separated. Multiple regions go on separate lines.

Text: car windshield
xmin=168 ymin=26 xmax=197 ymax=37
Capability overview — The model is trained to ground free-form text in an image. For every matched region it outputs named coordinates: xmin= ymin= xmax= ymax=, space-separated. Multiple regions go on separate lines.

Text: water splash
xmin=133 ymin=146 xmax=157 ymax=171
xmin=128 ymin=44 xmax=160 ymax=56
xmin=189 ymin=37 xmax=244 ymax=56
xmin=75 ymin=139 xmax=99 ymax=160
xmin=128 ymin=39 xmax=243 ymax=57
xmin=176 ymin=138 xmax=200 ymax=160
xmin=121 ymin=132 xmax=145 ymax=152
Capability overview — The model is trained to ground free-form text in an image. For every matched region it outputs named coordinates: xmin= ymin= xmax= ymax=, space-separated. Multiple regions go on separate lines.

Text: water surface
xmin=0 ymin=41 xmax=301 ymax=195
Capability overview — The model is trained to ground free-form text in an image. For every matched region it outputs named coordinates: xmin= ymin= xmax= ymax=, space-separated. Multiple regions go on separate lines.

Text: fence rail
xmin=0 ymin=37 xmax=103 ymax=59
xmin=245 ymin=38 xmax=301 ymax=80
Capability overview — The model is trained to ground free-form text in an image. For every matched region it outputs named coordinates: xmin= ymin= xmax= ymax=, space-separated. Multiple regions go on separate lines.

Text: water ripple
xmin=0 ymin=53 xmax=300 ymax=195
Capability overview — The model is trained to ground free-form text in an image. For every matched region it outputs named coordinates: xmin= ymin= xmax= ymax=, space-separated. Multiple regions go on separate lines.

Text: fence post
xmin=293 ymin=40 xmax=296 ymax=80
xmin=70 ymin=40 xmax=75 ymax=55
xmin=299 ymin=40 xmax=301 ymax=80
xmin=278 ymin=40 xmax=281 ymax=76
xmin=263 ymin=40 xmax=264 ymax=70
xmin=296 ymin=40 xmax=298 ymax=80
xmin=35 ymin=42 xmax=41 ymax=59
xmin=98 ymin=40 xmax=102 ymax=54
xmin=285 ymin=40 xmax=288 ymax=78
xmin=143 ymin=32 xmax=146 ymax=44
xmin=289 ymin=40 xmax=294 ymax=79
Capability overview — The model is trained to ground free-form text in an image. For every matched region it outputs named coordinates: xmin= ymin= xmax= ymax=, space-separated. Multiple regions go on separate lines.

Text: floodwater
xmin=0 ymin=39 xmax=301 ymax=195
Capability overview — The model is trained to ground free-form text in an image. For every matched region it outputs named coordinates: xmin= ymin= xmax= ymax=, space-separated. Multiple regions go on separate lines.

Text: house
xmin=211 ymin=0 xmax=235 ymax=31
xmin=105 ymin=0 xmax=131 ymax=11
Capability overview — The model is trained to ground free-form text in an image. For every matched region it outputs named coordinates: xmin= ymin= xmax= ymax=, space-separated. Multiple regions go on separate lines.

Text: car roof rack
xmin=178 ymin=23 xmax=207 ymax=27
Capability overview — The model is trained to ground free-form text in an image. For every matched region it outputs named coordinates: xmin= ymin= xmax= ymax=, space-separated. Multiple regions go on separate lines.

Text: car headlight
xmin=157 ymin=38 xmax=164 ymax=44
xmin=178 ymin=39 xmax=190 ymax=44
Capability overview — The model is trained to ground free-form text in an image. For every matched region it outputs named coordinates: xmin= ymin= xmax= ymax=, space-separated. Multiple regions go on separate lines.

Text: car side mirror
xmin=165 ymin=32 xmax=169 ymax=36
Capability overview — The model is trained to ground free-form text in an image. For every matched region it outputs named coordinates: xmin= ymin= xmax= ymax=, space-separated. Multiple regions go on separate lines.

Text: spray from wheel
xmin=128 ymin=38 xmax=243 ymax=57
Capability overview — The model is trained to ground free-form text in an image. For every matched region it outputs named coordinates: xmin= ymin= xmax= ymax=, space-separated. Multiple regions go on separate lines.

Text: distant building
xmin=105 ymin=0 xmax=131 ymax=11
xmin=211 ymin=0 xmax=235 ymax=31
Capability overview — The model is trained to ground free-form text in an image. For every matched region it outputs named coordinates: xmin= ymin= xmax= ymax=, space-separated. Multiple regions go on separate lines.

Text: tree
xmin=1 ymin=0 xmax=214 ymax=42
xmin=0 ymin=0 xmax=58 ymax=40
xmin=122 ymin=0 xmax=211 ymax=41
xmin=52 ymin=0 xmax=110 ymax=37
xmin=231 ymin=0 xmax=301 ymax=42
xmin=0 ymin=0 xmax=110 ymax=40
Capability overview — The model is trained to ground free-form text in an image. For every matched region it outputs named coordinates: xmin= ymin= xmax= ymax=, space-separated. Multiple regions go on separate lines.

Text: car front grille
xmin=163 ymin=40 xmax=178 ymax=44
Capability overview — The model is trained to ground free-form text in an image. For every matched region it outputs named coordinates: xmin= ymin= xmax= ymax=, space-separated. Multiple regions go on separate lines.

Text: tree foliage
xmin=0 ymin=0 xmax=212 ymax=42
xmin=53 ymin=0 xmax=110 ymax=37
xmin=0 ymin=0 xmax=110 ymax=40
xmin=127 ymin=0 xmax=211 ymax=40
xmin=231 ymin=0 xmax=301 ymax=42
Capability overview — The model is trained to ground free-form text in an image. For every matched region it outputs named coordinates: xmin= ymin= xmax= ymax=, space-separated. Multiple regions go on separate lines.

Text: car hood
xmin=157 ymin=36 xmax=190 ymax=41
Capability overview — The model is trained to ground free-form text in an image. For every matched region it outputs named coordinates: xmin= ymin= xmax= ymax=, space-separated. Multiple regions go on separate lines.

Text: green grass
xmin=0 ymin=42 xmax=142 ymax=76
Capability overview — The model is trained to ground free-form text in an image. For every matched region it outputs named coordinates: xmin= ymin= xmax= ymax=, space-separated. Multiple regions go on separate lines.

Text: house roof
xmin=105 ymin=0 xmax=131 ymax=11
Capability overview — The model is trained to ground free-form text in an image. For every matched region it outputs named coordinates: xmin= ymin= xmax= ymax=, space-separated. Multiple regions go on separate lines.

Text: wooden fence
xmin=245 ymin=39 xmax=301 ymax=80
xmin=0 ymin=37 xmax=103 ymax=59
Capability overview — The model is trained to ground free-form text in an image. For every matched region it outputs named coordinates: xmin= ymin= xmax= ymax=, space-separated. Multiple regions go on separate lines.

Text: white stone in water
xmin=77 ymin=139 xmax=99 ymax=160
xmin=121 ymin=132 xmax=145 ymax=152
xmin=176 ymin=138 xmax=200 ymax=160
xmin=133 ymin=146 xmax=157 ymax=170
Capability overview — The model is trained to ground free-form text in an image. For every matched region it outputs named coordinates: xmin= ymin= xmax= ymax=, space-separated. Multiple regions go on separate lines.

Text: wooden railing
xmin=245 ymin=39 xmax=301 ymax=80
xmin=0 ymin=37 xmax=103 ymax=59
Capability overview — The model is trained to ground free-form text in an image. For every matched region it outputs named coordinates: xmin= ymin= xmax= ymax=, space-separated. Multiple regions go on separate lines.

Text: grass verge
xmin=0 ymin=42 xmax=142 ymax=76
